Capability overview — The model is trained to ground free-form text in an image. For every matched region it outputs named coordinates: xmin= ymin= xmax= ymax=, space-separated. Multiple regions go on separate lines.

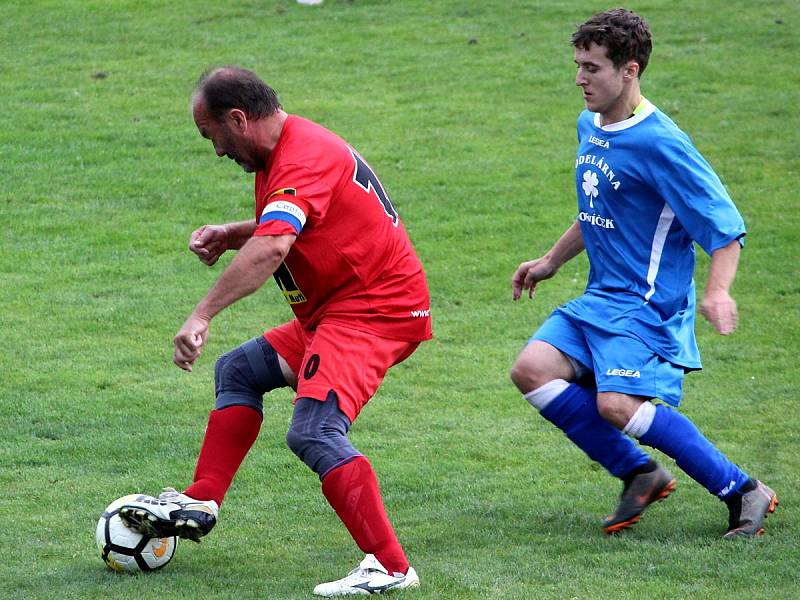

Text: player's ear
xmin=228 ymin=108 xmax=248 ymax=131
xmin=623 ymin=61 xmax=640 ymax=80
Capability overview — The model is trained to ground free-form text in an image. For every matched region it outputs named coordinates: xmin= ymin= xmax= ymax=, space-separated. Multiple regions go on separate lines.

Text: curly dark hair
xmin=194 ymin=66 xmax=282 ymax=121
xmin=572 ymin=9 xmax=652 ymax=77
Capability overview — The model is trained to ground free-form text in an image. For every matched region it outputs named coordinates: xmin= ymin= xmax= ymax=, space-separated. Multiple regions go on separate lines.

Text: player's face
xmin=193 ymin=100 xmax=264 ymax=173
xmin=574 ymin=43 xmax=629 ymax=120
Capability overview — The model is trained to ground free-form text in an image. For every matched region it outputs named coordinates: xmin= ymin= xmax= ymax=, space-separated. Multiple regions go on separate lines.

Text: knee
xmin=213 ymin=350 xmax=260 ymax=412
xmin=510 ymin=356 xmax=549 ymax=393
xmin=596 ymin=393 xmax=634 ymax=429
xmin=214 ymin=338 xmax=286 ymax=413
xmin=285 ymin=418 xmax=358 ymax=477
xmin=285 ymin=424 xmax=315 ymax=461
xmin=285 ymin=408 xmax=347 ymax=463
xmin=596 ymin=394 xmax=613 ymax=419
xmin=214 ymin=348 xmax=234 ymax=386
xmin=286 ymin=398 xmax=359 ymax=477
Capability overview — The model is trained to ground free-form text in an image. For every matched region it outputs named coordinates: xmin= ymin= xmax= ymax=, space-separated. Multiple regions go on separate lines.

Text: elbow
xmin=251 ymin=246 xmax=288 ymax=276
xmin=248 ymin=234 xmax=294 ymax=272
xmin=265 ymin=245 xmax=290 ymax=265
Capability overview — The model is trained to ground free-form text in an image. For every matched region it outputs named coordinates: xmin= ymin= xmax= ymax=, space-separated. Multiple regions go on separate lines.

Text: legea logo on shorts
xmin=606 ymin=368 xmax=641 ymax=378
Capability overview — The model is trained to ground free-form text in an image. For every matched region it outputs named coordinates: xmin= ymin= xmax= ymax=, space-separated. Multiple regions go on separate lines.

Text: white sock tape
xmin=524 ymin=379 xmax=570 ymax=411
xmin=622 ymin=401 xmax=657 ymax=438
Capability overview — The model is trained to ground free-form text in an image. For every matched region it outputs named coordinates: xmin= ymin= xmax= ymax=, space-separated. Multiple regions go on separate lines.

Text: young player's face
xmin=193 ymin=100 xmax=264 ymax=173
xmin=574 ymin=43 xmax=629 ymax=119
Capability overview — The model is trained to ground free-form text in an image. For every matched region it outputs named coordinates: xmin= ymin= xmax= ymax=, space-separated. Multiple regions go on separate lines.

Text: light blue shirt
xmin=563 ymin=99 xmax=745 ymax=369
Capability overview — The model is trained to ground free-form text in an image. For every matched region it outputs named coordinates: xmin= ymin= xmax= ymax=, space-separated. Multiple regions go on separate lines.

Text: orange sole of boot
xmin=603 ymin=479 xmax=677 ymax=535
xmin=723 ymin=493 xmax=779 ymax=538
xmin=757 ymin=494 xmax=780 ymax=536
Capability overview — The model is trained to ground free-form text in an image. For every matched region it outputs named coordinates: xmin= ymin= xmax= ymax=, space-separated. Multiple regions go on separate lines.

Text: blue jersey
xmin=563 ymin=99 xmax=745 ymax=369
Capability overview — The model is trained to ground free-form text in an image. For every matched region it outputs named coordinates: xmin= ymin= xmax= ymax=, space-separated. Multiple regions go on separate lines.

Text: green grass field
xmin=2 ymin=1 xmax=799 ymax=598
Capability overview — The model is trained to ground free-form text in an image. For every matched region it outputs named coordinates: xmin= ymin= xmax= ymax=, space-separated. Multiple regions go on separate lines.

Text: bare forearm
xmin=545 ymin=222 xmax=585 ymax=271
xmin=512 ymin=222 xmax=586 ymax=300
xmin=706 ymin=239 xmax=741 ymax=293
xmin=194 ymin=235 xmax=292 ymax=320
xmin=699 ymin=239 xmax=741 ymax=335
xmin=223 ymin=220 xmax=259 ymax=249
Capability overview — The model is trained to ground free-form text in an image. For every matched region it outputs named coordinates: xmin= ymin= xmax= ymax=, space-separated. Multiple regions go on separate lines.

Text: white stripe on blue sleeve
xmin=643 ymin=203 xmax=675 ymax=303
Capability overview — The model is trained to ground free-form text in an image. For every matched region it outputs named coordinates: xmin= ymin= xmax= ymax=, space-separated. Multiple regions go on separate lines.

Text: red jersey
xmin=253 ymin=115 xmax=432 ymax=342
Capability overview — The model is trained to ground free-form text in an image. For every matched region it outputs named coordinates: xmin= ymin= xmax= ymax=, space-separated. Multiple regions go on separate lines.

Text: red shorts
xmin=264 ymin=320 xmax=419 ymax=422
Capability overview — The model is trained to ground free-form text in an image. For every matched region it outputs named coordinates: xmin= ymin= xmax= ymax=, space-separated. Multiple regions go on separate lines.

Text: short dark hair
xmin=195 ymin=66 xmax=282 ymax=121
xmin=572 ymin=9 xmax=652 ymax=76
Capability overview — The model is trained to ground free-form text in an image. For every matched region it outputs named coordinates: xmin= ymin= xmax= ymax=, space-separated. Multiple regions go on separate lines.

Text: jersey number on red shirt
xmin=274 ymin=263 xmax=307 ymax=304
xmin=351 ymin=150 xmax=398 ymax=226
xmin=271 ymin=151 xmax=399 ymax=306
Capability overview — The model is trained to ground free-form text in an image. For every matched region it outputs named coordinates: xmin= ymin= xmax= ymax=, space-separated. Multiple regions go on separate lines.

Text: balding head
xmin=193 ymin=66 xmax=282 ymax=122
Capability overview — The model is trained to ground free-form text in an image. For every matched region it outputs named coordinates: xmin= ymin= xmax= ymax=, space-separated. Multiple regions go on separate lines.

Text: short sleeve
xmin=254 ymin=163 xmax=333 ymax=237
xmin=647 ymin=135 xmax=745 ymax=255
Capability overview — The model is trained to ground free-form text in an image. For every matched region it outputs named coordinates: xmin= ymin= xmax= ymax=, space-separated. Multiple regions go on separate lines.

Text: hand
xmin=190 ymin=225 xmax=229 ymax=266
xmin=699 ymin=289 xmax=738 ymax=335
xmin=512 ymin=258 xmax=557 ymax=301
xmin=173 ymin=313 xmax=210 ymax=371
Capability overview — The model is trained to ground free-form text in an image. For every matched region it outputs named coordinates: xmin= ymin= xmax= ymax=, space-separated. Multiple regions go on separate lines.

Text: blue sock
xmin=539 ymin=384 xmax=650 ymax=478
xmin=638 ymin=404 xmax=749 ymax=499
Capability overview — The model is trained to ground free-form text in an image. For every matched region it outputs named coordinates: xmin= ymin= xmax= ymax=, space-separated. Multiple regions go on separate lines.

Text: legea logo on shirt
xmin=606 ymin=368 xmax=641 ymax=378
xmin=588 ymin=135 xmax=610 ymax=149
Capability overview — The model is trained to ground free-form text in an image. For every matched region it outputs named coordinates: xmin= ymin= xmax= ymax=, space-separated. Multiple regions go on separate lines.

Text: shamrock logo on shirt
xmin=582 ymin=170 xmax=599 ymax=208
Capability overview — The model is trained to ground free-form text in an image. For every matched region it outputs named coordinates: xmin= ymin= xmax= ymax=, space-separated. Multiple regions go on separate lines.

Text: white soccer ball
xmin=96 ymin=494 xmax=178 ymax=573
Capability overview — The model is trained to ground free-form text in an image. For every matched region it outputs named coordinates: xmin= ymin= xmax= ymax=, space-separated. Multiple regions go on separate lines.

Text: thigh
xmin=294 ymin=323 xmax=418 ymax=423
xmin=529 ymin=309 xmax=594 ymax=376
xmin=264 ymin=320 xmax=307 ymax=389
xmin=512 ymin=340 xmax=576 ymax=390
xmin=588 ymin=330 xmax=685 ymax=406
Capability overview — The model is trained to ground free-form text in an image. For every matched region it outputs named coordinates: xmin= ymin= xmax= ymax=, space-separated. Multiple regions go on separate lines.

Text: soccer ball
xmin=96 ymin=494 xmax=178 ymax=573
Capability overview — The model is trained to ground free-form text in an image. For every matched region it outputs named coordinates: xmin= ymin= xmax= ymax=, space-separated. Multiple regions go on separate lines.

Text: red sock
xmin=321 ymin=456 xmax=409 ymax=576
xmin=182 ymin=405 xmax=262 ymax=506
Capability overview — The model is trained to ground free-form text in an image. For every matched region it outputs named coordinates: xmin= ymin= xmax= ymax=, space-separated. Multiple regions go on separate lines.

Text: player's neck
xmin=256 ymin=109 xmax=289 ymax=155
xmin=600 ymin=86 xmax=642 ymax=127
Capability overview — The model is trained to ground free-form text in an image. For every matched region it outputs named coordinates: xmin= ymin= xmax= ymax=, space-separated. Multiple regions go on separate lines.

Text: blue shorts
xmin=530 ymin=308 xmax=685 ymax=406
